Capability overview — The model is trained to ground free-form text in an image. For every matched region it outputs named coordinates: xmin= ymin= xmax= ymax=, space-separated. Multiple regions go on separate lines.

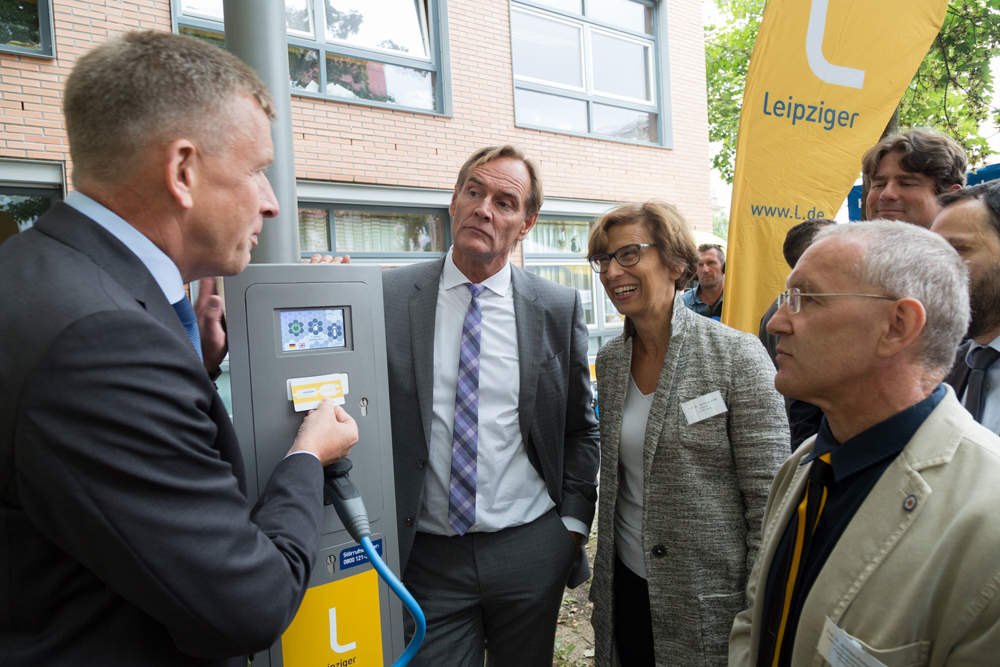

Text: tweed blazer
xmin=730 ymin=386 xmax=1000 ymax=667
xmin=591 ymin=295 xmax=789 ymax=667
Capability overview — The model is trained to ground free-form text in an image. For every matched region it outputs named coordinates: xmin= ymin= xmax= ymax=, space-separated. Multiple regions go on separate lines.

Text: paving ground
xmin=552 ymin=521 xmax=598 ymax=666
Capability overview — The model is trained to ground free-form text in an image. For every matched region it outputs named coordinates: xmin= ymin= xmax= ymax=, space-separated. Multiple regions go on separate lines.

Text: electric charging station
xmin=225 ymin=264 xmax=405 ymax=667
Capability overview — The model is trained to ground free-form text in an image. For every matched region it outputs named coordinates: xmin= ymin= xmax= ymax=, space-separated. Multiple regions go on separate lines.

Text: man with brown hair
xmin=0 ymin=31 xmax=358 ymax=666
xmin=933 ymin=181 xmax=1000 ymax=432
xmin=381 ymin=145 xmax=600 ymax=666
xmin=682 ymin=243 xmax=726 ymax=319
xmin=862 ymin=128 xmax=966 ymax=227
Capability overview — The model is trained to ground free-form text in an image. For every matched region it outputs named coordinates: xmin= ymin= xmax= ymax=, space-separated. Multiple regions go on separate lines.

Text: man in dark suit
xmin=932 ymin=181 xmax=1000 ymax=431
xmin=381 ymin=145 xmax=600 ymax=666
xmin=0 ymin=31 xmax=358 ymax=666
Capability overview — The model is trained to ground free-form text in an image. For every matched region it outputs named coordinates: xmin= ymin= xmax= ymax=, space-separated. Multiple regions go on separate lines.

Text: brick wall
xmin=0 ymin=0 xmax=712 ymax=231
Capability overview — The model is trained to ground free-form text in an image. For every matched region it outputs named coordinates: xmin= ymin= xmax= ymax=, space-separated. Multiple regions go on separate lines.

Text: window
xmin=0 ymin=0 xmax=55 ymax=57
xmin=510 ymin=0 xmax=660 ymax=145
xmin=298 ymin=203 xmax=450 ymax=263
xmin=173 ymin=0 xmax=449 ymax=114
xmin=0 ymin=185 xmax=60 ymax=244
xmin=523 ymin=217 xmax=623 ymax=357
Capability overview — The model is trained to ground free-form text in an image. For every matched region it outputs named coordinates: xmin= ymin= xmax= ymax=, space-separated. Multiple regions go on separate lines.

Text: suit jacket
xmin=590 ymin=296 xmax=789 ymax=667
xmin=944 ymin=340 xmax=972 ymax=398
xmin=730 ymin=386 xmax=1000 ymax=667
xmin=0 ymin=204 xmax=325 ymax=666
xmin=382 ymin=257 xmax=600 ymax=587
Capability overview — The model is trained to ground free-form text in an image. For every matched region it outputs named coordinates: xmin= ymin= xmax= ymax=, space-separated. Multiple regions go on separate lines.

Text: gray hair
xmin=815 ymin=221 xmax=969 ymax=374
xmin=64 ymin=30 xmax=276 ymax=188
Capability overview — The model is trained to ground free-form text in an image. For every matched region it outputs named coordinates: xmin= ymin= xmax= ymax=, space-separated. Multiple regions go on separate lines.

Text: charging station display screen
xmin=279 ymin=308 xmax=346 ymax=352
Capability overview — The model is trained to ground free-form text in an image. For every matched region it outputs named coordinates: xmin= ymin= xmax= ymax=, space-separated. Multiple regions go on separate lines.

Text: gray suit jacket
xmin=590 ymin=296 xmax=788 ymax=667
xmin=382 ymin=257 xmax=600 ymax=587
xmin=0 ymin=204 xmax=324 ymax=665
xmin=730 ymin=387 xmax=1000 ymax=667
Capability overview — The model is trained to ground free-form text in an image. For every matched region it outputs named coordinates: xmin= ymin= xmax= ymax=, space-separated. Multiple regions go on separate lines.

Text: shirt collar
xmin=442 ymin=246 xmax=511 ymax=296
xmin=965 ymin=335 xmax=1000 ymax=365
xmin=803 ymin=383 xmax=946 ymax=481
xmin=64 ymin=191 xmax=185 ymax=304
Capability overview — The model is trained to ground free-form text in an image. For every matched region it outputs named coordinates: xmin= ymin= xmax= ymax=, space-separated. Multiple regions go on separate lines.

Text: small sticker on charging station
xmin=287 ymin=373 xmax=349 ymax=412
xmin=341 ymin=539 xmax=383 ymax=571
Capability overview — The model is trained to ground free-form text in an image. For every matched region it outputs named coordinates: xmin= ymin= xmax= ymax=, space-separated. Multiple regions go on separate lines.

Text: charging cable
xmin=324 ymin=459 xmax=426 ymax=667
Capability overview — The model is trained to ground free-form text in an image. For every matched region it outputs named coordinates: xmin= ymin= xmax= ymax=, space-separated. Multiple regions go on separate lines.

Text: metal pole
xmin=223 ymin=0 xmax=300 ymax=264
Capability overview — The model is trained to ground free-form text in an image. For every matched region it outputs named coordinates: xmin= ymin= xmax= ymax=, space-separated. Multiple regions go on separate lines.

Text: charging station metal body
xmin=225 ymin=264 xmax=403 ymax=666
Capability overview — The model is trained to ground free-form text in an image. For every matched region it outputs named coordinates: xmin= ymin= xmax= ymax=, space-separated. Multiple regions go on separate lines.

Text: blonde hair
xmin=587 ymin=200 xmax=698 ymax=290
xmin=65 ymin=30 xmax=276 ymax=188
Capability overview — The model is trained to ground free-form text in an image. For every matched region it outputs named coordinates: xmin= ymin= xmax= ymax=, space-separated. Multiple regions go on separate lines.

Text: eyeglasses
xmin=588 ymin=243 xmax=657 ymax=273
xmin=778 ymin=287 xmax=896 ymax=314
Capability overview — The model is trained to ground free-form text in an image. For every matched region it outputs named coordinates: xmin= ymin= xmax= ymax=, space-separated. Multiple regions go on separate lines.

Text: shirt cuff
xmin=283 ymin=450 xmax=321 ymax=462
xmin=561 ymin=516 xmax=589 ymax=544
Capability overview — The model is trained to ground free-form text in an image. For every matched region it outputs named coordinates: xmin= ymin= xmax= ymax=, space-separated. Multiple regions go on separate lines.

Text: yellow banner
xmin=722 ymin=0 xmax=948 ymax=333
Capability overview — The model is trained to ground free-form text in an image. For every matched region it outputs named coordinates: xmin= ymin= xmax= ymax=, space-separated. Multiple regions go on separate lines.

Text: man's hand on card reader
xmin=289 ymin=400 xmax=358 ymax=465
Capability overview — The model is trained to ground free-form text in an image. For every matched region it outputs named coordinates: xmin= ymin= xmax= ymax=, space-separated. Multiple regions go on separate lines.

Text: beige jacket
xmin=729 ymin=386 xmax=1000 ymax=667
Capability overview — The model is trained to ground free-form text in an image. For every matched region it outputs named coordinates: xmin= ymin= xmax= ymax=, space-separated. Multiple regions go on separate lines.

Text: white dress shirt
xmin=419 ymin=249 xmax=583 ymax=536
xmin=963 ymin=336 xmax=1000 ymax=434
xmin=614 ymin=374 xmax=655 ymax=579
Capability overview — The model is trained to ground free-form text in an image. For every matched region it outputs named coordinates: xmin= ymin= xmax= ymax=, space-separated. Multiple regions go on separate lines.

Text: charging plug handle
xmin=323 ymin=458 xmax=371 ymax=542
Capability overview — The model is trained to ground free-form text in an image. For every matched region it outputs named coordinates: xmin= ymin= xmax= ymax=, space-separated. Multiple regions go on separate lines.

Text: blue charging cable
xmin=325 ymin=459 xmax=426 ymax=667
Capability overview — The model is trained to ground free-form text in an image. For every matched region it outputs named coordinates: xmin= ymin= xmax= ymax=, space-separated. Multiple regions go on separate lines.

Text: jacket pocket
xmin=697 ymin=591 xmax=746 ymax=667
xmin=832 ymin=630 xmax=931 ymax=667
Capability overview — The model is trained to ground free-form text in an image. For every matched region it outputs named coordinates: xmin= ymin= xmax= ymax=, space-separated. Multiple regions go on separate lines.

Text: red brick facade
xmin=0 ymin=0 xmax=712 ymax=233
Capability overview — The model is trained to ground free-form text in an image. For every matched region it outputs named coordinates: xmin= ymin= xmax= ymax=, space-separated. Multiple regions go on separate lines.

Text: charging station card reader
xmin=225 ymin=265 xmax=403 ymax=667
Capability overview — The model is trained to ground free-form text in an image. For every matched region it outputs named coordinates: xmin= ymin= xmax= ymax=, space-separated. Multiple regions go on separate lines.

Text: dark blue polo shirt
xmin=758 ymin=384 xmax=946 ymax=667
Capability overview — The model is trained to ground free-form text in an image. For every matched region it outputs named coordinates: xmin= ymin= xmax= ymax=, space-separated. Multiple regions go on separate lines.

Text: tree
xmin=705 ymin=0 xmax=1000 ymax=183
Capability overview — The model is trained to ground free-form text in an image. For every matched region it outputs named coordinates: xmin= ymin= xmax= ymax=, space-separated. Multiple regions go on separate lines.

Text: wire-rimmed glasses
xmin=778 ymin=287 xmax=895 ymax=314
xmin=588 ymin=243 xmax=657 ymax=273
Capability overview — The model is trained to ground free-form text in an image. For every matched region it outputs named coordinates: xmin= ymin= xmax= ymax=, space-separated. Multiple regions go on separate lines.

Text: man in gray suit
xmin=382 ymin=145 xmax=600 ymax=666
xmin=0 ymin=32 xmax=357 ymax=665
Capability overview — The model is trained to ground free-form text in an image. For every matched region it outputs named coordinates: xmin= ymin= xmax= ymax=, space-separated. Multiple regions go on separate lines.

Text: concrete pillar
xmin=223 ymin=0 xmax=300 ymax=264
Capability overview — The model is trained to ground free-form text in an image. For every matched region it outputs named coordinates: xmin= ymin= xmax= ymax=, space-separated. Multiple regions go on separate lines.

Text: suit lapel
xmin=409 ymin=258 xmax=445 ymax=450
xmin=512 ymin=267 xmax=542 ymax=446
xmin=33 ymin=203 xmax=188 ymax=341
xmin=641 ymin=295 xmax=690 ymax=474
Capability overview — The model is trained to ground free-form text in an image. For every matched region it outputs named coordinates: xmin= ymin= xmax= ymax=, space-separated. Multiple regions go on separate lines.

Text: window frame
xmin=510 ymin=0 xmax=671 ymax=148
xmin=521 ymin=213 xmax=624 ymax=355
xmin=0 ymin=0 xmax=56 ymax=59
xmin=171 ymin=0 xmax=453 ymax=116
xmin=296 ymin=201 xmax=452 ymax=263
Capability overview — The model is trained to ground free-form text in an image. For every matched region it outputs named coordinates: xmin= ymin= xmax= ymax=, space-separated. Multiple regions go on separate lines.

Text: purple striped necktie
xmin=449 ymin=282 xmax=485 ymax=535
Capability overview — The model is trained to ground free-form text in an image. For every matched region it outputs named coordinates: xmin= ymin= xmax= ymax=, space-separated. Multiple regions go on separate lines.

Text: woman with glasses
xmin=585 ymin=200 xmax=788 ymax=667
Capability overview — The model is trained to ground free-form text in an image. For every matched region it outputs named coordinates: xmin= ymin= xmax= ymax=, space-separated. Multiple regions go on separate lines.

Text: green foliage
xmin=0 ymin=195 xmax=52 ymax=225
xmin=704 ymin=0 xmax=766 ymax=184
xmin=900 ymin=0 xmax=1000 ymax=167
xmin=713 ymin=208 xmax=730 ymax=240
xmin=0 ymin=0 xmax=41 ymax=50
xmin=705 ymin=0 xmax=1000 ymax=183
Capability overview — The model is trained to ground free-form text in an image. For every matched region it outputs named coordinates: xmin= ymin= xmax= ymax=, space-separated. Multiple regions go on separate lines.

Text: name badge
xmin=817 ymin=617 xmax=888 ymax=667
xmin=681 ymin=390 xmax=727 ymax=425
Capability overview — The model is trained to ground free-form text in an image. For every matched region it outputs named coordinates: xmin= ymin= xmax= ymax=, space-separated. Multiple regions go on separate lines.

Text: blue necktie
xmin=171 ymin=297 xmax=203 ymax=361
xmin=449 ymin=283 xmax=485 ymax=535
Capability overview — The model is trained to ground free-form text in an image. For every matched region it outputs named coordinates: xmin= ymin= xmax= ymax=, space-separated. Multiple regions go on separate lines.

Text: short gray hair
xmin=815 ymin=221 xmax=969 ymax=374
xmin=65 ymin=30 xmax=276 ymax=188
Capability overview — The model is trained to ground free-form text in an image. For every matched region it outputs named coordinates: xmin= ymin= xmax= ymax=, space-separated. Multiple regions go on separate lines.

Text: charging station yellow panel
xmin=281 ymin=569 xmax=383 ymax=667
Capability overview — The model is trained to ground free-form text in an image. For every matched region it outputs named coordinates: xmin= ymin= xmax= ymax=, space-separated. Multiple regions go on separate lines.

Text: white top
xmin=418 ymin=249 xmax=558 ymax=535
xmin=64 ymin=191 xmax=185 ymax=303
xmin=615 ymin=374 xmax=655 ymax=579
xmin=963 ymin=336 xmax=1000 ymax=434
